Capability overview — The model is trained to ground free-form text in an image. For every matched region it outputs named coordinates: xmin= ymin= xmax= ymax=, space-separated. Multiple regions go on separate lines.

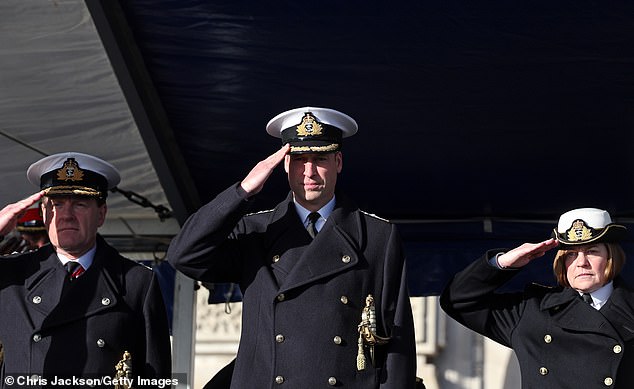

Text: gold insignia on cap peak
xmin=56 ymin=158 xmax=84 ymax=182
xmin=566 ymin=219 xmax=593 ymax=242
xmin=296 ymin=113 xmax=323 ymax=137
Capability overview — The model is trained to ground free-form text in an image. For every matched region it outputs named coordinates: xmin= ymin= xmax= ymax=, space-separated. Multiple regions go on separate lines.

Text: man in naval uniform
xmin=0 ymin=152 xmax=171 ymax=387
xmin=168 ymin=107 xmax=417 ymax=388
xmin=441 ymin=208 xmax=634 ymax=388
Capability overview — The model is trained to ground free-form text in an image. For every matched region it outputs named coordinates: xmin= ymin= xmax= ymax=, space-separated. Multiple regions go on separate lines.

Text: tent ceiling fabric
xmin=110 ymin=0 xmax=634 ymax=293
xmin=0 ymin=1 xmax=179 ymax=251
xmin=4 ymin=1 xmax=634 ymax=294
xmin=108 ymin=0 xmax=634 ymax=295
xmin=114 ymin=0 xmax=634 ymax=222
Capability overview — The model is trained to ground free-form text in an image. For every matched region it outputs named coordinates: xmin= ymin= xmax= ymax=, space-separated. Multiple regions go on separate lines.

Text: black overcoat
xmin=168 ymin=183 xmax=416 ymax=388
xmin=0 ymin=235 xmax=171 ymax=388
xmin=440 ymin=252 xmax=634 ymax=389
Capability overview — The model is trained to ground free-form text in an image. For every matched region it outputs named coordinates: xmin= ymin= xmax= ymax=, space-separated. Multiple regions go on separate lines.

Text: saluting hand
xmin=240 ymin=144 xmax=290 ymax=197
xmin=497 ymin=238 xmax=559 ymax=269
xmin=0 ymin=191 xmax=46 ymax=236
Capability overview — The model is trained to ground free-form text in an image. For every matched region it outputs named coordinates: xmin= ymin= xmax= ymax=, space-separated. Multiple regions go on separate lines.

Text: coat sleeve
xmin=141 ymin=271 xmax=173 ymax=379
xmin=379 ymin=223 xmax=417 ymax=389
xmin=167 ymin=183 xmax=253 ymax=283
xmin=439 ymin=251 xmax=527 ymax=347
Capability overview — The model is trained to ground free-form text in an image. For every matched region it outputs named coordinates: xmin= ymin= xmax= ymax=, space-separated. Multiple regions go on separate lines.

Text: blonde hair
xmin=553 ymin=243 xmax=626 ymax=287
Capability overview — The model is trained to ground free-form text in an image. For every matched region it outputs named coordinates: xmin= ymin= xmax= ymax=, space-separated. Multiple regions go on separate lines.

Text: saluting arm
xmin=439 ymin=239 xmax=558 ymax=346
xmin=166 ymin=145 xmax=290 ymax=283
xmin=166 ymin=183 xmax=252 ymax=283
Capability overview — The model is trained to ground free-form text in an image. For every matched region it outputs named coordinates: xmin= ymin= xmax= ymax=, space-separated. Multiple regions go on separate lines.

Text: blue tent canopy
xmin=88 ymin=0 xmax=634 ymax=298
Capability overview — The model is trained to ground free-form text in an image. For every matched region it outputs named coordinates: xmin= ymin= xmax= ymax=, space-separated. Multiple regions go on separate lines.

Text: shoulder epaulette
xmin=526 ymin=283 xmax=557 ymax=295
xmin=360 ymin=210 xmax=390 ymax=223
xmin=245 ymin=209 xmax=274 ymax=217
xmin=528 ymin=282 xmax=556 ymax=289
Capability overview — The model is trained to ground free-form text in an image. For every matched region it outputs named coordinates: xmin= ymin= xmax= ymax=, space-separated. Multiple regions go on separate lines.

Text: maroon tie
xmin=65 ymin=261 xmax=85 ymax=280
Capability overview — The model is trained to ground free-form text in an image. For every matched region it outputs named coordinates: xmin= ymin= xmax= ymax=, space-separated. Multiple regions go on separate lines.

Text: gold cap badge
xmin=566 ymin=219 xmax=593 ymax=242
xmin=56 ymin=158 xmax=84 ymax=182
xmin=296 ymin=113 xmax=323 ymax=137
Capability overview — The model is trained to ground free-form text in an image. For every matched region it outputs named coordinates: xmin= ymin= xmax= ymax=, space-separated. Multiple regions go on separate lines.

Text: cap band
xmin=552 ymin=222 xmax=627 ymax=247
xmin=289 ymin=143 xmax=340 ymax=153
xmin=280 ymin=112 xmax=343 ymax=154
xmin=39 ymin=158 xmax=109 ymax=198
xmin=16 ymin=225 xmax=46 ymax=232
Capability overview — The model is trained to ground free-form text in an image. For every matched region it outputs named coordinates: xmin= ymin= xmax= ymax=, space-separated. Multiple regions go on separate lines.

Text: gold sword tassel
xmin=114 ymin=351 xmax=134 ymax=389
xmin=356 ymin=333 xmax=366 ymax=371
xmin=356 ymin=294 xmax=390 ymax=371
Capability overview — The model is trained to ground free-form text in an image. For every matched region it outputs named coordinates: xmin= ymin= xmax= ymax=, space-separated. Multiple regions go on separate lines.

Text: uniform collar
xmin=293 ymin=196 xmax=336 ymax=232
xmin=56 ymin=244 xmax=97 ymax=270
xmin=578 ymin=281 xmax=614 ymax=309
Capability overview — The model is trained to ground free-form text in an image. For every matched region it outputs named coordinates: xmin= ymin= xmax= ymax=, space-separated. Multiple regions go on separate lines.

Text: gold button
xmin=613 ymin=345 xmax=622 ymax=354
xmin=604 ymin=377 xmax=613 ymax=386
xmin=539 ymin=367 xmax=548 ymax=376
xmin=33 ymin=334 xmax=42 ymax=342
xmin=97 ymin=339 xmax=106 ymax=348
xmin=272 ymin=255 xmax=280 ymax=263
xmin=341 ymin=255 xmax=351 ymax=263
xmin=101 ymin=297 xmax=111 ymax=306
xmin=275 ymin=334 xmax=285 ymax=343
xmin=340 ymin=295 xmax=348 ymax=304
xmin=543 ymin=334 xmax=552 ymax=343
xmin=276 ymin=294 xmax=285 ymax=302
xmin=275 ymin=375 xmax=284 ymax=384
xmin=32 ymin=296 xmax=42 ymax=304
xmin=333 ymin=336 xmax=342 ymax=345
xmin=328 ymin=377 xmax=337 ymax=386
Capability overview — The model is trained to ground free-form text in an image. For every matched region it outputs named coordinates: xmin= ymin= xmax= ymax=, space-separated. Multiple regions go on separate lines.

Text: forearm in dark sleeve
xmin=167 ymin=182 xmax=252 ymax=282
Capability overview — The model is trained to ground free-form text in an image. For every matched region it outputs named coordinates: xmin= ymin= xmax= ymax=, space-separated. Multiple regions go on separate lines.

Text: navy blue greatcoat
xmin=168 ymin=183 xmax=416 ymax=388
xmin=0 ymin=235 xmax=171 ymax=388
xmin=440 ymin=252 xmax=634 ymax=389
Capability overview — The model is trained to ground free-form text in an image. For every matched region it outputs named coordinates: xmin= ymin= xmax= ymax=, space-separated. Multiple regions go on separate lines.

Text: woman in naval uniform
xmin=441 ymin=207 xmax=634 ymax=389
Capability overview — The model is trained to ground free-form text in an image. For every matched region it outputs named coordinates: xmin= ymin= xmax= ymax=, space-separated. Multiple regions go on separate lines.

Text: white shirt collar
xmin=579 ymin=281 xmax=613 ymax=310
xmin=57 ymin=245 xmax=97 ymax=270
xmin=294 ymin=196 xmax=336 ymax=233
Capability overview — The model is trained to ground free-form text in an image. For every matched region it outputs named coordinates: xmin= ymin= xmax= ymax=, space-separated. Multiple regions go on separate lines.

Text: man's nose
xmin=304 ymin=161 xmax=316 ymax=176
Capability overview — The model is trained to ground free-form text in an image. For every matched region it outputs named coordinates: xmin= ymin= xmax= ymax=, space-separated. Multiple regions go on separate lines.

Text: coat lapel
xmin=599 ymin=280 xmax=634 ymax=341
xmin=278 ymin=193 xmax=362 ymax=294
xmin=260 ymin=196 xmax=309 ymax=289
xmin=38 ymin=237 xmax=122 ymax=330
xmin=541 ymin=286 xmax=622 ymax=338
xmin=25 ymin=250 xmax=66 ymax=329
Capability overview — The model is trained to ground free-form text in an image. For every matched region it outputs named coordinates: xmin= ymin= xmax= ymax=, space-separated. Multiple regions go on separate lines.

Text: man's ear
xmin=336 ymin=152 xmax=343 ymax=173
xmin=97 ymin=203 xmax=107 ymax=227
xmin=284 ymin=154 xmax=290 ymax=173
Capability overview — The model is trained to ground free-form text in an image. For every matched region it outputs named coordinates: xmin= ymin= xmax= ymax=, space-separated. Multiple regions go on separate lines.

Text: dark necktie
xmin=65 ymin=261 xmax=85 ymax=280
xmin=306 ymin=212 xmax=320 ymax=239
xmin=582 ymin=293 xmax=593 ymax=305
